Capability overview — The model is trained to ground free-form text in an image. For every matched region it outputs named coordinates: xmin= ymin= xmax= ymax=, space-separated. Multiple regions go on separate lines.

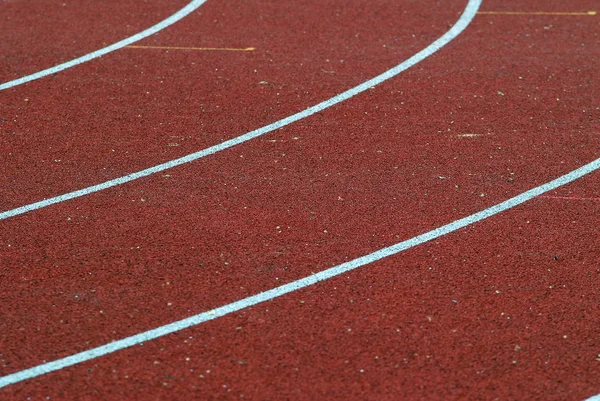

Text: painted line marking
xmin=125 ymin=45 xmax=255 ymax=51
xmin=0 ymin=0 xmax=209 ymax=91
xmin=536 ymin=195 xmax=600 ymax=202
xmin=477 ymin=10 xmax=596 ymax=16
xmin=455 ymin=133 xmax=494 ymax=138
xmin=0 ymin=0 xmax=481 ymax=221
xmin=1 ymin=157 xmax=599 ymax=389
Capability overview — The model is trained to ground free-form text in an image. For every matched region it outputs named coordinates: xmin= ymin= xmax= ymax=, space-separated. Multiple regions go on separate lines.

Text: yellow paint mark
xmin=125 ymin=45 xmax=255 ymax=51
xmin=457 ymin=133 xmax=498 ymax=138
xmin=478 ymin=10 xmax=596 ymax=16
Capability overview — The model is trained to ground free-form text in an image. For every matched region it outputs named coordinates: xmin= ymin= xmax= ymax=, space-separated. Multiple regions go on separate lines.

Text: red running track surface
xmin=1 ymin=0 xmax=599 ymax=399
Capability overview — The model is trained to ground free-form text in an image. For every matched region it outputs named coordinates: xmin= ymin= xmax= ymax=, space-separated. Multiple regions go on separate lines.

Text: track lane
xmin=1 ymin=0 xmax=599 ymax=398
xmin=0 ymin=0 xmax=464 ymax=213
xmin=3 ymin=173 xmax=599 ymax=399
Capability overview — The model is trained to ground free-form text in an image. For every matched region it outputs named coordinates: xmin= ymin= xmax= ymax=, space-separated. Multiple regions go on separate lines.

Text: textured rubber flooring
xmin=1 ymin=0 xmax=598 ymax=399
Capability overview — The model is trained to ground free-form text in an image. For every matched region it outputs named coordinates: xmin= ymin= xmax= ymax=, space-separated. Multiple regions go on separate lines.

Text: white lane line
xmin=585 ymin=395 xmax=600 ymax=401
xmin=0 ymin=0 xmax=208 ymax=91
xmin=0 ymin=0 xmax=480 ymax=221
xmin=1 ymin=155 xmax=599 ymax=389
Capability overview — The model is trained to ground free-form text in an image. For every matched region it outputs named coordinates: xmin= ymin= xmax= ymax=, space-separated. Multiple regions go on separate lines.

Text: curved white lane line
xmin=1 ymin=157 xmax=600 ymax=389
xmin=0 ymin=0 xmax=208 ymax=91
xmin=585 ymin=395 xmax=600 ymax=401
xmin=1 ymin=0 xmax=479 ymax=220
xmin=3 ymin=0 xmax=598 ymax=390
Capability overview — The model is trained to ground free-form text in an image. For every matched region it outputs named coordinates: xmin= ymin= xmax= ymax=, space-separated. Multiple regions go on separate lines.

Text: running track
xmin=1 ymin=0 xmax=599 ymax=399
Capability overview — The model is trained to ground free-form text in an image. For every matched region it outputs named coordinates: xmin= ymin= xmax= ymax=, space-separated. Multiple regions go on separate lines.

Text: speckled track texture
xmin=1 ymin=0 xmax=599 ymax=399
